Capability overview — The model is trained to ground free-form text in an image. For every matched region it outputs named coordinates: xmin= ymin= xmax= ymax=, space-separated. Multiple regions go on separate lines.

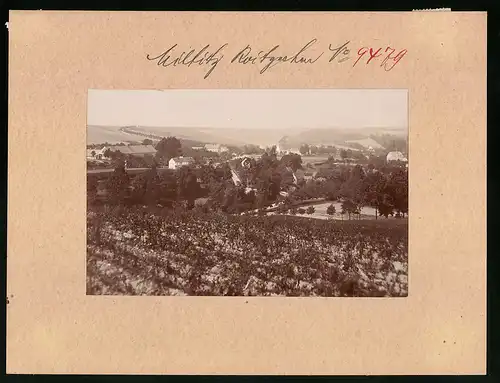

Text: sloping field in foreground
xmin=87 ymin=208 xmax=408 ymax=297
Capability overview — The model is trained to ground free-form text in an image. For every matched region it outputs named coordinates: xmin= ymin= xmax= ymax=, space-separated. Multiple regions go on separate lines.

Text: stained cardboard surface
xmin=7 ymin=11 xmax=486 ymax=374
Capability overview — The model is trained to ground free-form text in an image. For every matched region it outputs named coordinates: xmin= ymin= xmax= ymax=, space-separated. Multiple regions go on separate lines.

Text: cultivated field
xmin=87 ymin=125 xmax=144 ymax=144
xmin=87 ymin=207 xmax=408 ymax=297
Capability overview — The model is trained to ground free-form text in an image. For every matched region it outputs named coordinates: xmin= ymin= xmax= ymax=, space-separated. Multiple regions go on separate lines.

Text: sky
xmin=87 ymin=89 xmax=408 ymax=130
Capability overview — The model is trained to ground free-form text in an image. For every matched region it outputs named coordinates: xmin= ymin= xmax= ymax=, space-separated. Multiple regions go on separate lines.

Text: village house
xmin=276 ymin=135 xmax=302 ymax=155
xmin=168 ymin=156 xmax=195 ymax=170
xmin=276 ymin=144 xmax=301 ymax=155
xmin=282 ymin=148 xmax=302 ymax=155
xmin=205 ymin=144 xmax=229 ymax=153
xmin=230 ymin=169 xmax=257 ymax=195
xmin=228 ymin=157 xmax=261 ymax=195
xmin=276 ymin=142 xmax=301 ymax=155
xmin=302 ymin=170 xmax=315 ymax=181
xmin=228 ymin=158 xmax=248 ymax=187
xmin=386 ymin=151 xmax=408 ymax=163
xmin=87 ymin=146 xmax=116 ymax=160
xmin=294 ymin=168 xmax=305 ymax=183
xmin=87 ymin=149 xmax=99 ymax=159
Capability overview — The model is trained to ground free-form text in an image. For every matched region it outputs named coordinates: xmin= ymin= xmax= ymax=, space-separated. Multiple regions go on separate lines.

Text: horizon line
xmin=87 ymin=124 xmax=408 ymax=130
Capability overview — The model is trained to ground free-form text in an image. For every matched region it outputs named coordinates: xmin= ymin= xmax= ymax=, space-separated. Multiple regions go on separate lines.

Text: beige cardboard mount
xmin=7 ymin=11 xmax=486 ymax=375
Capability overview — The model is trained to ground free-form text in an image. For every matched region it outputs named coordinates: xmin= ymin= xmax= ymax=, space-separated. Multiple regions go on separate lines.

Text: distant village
xmin=87 ymin=134 xmax=408 ymax=171
xmin=87 ymin=129 xmax=408 ymax=220
xmin=87 ymin=142 xmax=232 ymax=170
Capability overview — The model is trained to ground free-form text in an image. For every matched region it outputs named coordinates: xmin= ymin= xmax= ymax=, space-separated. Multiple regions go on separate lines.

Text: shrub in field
xmin=327 ymin=204 xmax=336 ymax=215
xmin=193 ymin=204 xmax=209 ymax=214
xmin=341 ymin=199 xmax=358 ymax=220
xmin=297 ymin=208 xmax=306 ymax=214
xmin=87 ymin=176 xmax=98 ymax=206
xmin=106 ymin=166 xmax=130 ymax=204
xmin=306 ymin=206 xmax=315 ymax=214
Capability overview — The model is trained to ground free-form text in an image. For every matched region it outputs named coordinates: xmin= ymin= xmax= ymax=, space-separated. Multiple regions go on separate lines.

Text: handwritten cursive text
xmin=146 ymin=43 xmax=228 ymax=79
xmin=145 ymin=40 xmax=408 ymax=78
xmin=230 ymin=39 xmax=323 ymax=74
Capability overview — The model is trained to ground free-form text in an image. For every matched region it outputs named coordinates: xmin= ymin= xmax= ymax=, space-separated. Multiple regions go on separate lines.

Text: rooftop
xmin=170 ymin=156 xmax=195 ymax=162
xmin=386 ymin=151 xmax=408 ymax=162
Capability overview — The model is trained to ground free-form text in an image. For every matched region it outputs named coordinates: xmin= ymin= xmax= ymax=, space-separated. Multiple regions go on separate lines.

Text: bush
xmin=297 ymin=208 xmax=306 ymax=214
xmin=327 ymin=192 xmax=338 ymax=201
xmin=193 ymin=204 xmax=209 ymax=214
xmin=306 ymin=206 xmax=315 ymax=214
xmin=276 ymin=204 xmax=289 ymax=214
xmin=326 ymin=204 xmax=336 ymax=215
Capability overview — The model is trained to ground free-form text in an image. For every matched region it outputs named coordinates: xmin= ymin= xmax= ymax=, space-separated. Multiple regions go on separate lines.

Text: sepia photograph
xmin=86 ymin=89 xmax=409 ymax=297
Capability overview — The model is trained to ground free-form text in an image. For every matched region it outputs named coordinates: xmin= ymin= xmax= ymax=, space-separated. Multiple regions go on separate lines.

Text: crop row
xmin=87 ymin=207 xmax=408 ymax=297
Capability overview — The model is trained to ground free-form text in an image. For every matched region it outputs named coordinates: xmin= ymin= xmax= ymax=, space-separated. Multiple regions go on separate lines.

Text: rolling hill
xmin=87 ymin=125 xmax=407 ymax=148
xmin=277 ymin=127 xmax=407 ymax=149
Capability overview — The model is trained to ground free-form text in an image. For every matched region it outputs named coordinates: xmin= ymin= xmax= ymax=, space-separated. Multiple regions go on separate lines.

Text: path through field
xmin=269 ymin=201 xmax=406 ymax=221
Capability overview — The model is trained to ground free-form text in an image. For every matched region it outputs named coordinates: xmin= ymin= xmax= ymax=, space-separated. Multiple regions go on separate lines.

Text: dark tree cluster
xmin=284 ymin=164 xmax=407 ymax=219
xmin=300 ymin=144 xmax=338 ymax=156
xmin=88 ymin=135 xmax=408 ymax=220
xmin=155 ymin=136 xmax=182 ymax=163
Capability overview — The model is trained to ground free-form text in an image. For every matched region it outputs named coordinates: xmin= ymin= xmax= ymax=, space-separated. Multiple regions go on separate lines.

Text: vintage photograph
xmin=86 ymin=89 xmax=408 ymax=297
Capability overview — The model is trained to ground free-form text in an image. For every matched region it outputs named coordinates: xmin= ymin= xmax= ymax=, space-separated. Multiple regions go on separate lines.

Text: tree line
xmin=88 ymin=139 xmax=408 ymax=220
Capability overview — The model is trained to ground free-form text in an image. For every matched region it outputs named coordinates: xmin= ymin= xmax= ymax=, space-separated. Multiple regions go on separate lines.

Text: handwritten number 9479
xmin=353 ymin=47 xmax=407 ymax=71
